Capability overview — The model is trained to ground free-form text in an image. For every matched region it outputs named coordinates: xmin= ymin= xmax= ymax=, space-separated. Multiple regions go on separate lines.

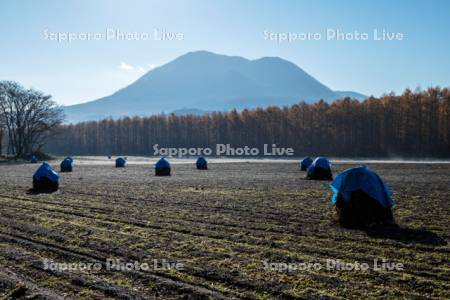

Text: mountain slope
xmin=64 ymin=51 xmax=365 ymax=123
xmin=334 ymin=91 xmax=367 ymax=101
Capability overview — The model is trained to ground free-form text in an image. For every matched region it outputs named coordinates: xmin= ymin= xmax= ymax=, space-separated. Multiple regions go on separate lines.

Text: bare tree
xmin=0 ymin=81 xmax=65 ymax=157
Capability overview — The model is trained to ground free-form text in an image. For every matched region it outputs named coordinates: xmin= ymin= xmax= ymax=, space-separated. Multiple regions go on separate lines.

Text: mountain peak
xmin=181 ymin=51 xmax=290 ymax=65
xmin=183 ymin=50 xmax=223 ymax=57
xmin=172 ymin=50 xmax=249 ymax=66
xmin=182 ymin=50 xmax=248 ymax=59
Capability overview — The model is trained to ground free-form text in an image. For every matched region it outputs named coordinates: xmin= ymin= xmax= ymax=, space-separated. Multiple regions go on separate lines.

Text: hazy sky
xmin=1 ymin=0 xmax=449 ymax=105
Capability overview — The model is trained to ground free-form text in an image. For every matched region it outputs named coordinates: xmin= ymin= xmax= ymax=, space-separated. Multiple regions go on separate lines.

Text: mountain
xmin=334 ymin=91 xmax=367 ymax=101
xmin=171 ymin=108 xmax=210 ymax=116
xmin=64 ymin=51 xmax=366 ymax=123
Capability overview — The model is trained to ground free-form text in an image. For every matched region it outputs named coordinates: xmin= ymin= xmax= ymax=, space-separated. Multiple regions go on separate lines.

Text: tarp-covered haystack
xmin=300 ymin=157 xmax=313 ymax=171
xmin=306 ymin=157 xmax=332 ymax=180
xmin=33 ymin=162 xmax=59 ymax=193
xmin=60 ymin=157 xmax=73 ymax=172
xmin=331 ymin=166 xmax=394 ymax=227
xmin=196 ymin=156 xmax=208 ymax=170
xmin=116 ymin=157 xmax=126 ymax=168
xmin=155 ymin=158 xmax=171 ymax=176
xmin=30 ymin=155 xmax=38 ymax=164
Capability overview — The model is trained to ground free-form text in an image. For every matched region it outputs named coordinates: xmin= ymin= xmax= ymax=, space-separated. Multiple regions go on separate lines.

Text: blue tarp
xmin=196 ymin=156 xmax=207 ymax=168
xmin=330 ymin=166 xmax=394 ymax=208
xmin=116 ymin=157 xmax=126 ymax=167
xmin=33 ymin=162 xmax=60 ymax=183
xmin=61 ymin=158 xmax=73 ymax=169
xmin=307 ymin=157 xmax=331 ymax=177
xmin=300 ymin=157 xmax=313 ymax=169
xmin=155 ymin=158 xmax=170 ymax=169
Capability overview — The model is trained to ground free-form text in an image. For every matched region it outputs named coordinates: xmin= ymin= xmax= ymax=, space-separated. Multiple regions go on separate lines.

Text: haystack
xmin=306 ymin=157 xmax=332 ymax=180
xmin=33 ymin=162 xmax=59 ymax=193
xmin=155 ymin=158 xmax=171 ymax=176
xmin=116 ymin=157 xmax=126 ymax=168
xmin=331 ymin=166 xmax=394 ymax=227
xmin=60 ymin=157 xmax=73 ymax=172
xmin=196 ymin=156 xmax=208 ymax=170
xmin=300 ymin=157 xmax=313 ymax=171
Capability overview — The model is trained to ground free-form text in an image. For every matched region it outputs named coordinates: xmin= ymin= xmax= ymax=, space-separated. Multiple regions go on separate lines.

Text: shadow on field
xmin=26 ymin=188 xmax=57 ymax=195
xmin=363 ymin=224 xmax=447 ymax=246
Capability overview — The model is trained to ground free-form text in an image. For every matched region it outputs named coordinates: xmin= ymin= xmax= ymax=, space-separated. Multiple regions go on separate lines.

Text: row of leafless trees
xmin=45 ymin=87 xmax=450 ymax=158
xmin=0 ymin=81 xmax=64 ymax=157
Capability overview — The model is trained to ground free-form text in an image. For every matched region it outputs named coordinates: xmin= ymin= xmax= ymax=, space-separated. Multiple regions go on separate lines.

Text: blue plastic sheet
xmin=196 ymin=157 xmax=207 ymax=167
xmin=307 ymin=157 xmax=331 ymax=177
xmin=61 ymin=158 xmax=73 ymax=169
xmin=116 ymin=157 xmax=126 ymax=167
xmin=155 ymin=158 xmax=170 ymax=169
xmin=33 ymin=162 xmax=60 ymax=183
xmin=330 ymin=166 xmax=394 ymax=208
xmin=300 ymin=157 xmax=313 ymax=169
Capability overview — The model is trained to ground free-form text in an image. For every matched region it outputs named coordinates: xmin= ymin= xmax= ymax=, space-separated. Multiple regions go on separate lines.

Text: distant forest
xmin=45 ymin=88 xmax=450 ymax=158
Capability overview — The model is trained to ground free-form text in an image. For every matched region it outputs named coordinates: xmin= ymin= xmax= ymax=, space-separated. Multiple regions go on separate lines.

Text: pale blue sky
xmin=0 ymin=0 xmax=449 ymax=105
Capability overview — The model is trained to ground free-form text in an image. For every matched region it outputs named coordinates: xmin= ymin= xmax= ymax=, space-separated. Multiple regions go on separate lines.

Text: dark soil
xmin=0 ymin=161 xmax=448 ymax=299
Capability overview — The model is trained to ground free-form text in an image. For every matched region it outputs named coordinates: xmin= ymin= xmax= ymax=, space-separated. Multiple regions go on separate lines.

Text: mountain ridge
xmin=64 ymin=51 xmax=367 ymax=123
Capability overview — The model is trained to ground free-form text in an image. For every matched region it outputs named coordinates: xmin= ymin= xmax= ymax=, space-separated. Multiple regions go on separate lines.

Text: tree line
xmin=44 ymin=87 xmax=450 ymax=158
